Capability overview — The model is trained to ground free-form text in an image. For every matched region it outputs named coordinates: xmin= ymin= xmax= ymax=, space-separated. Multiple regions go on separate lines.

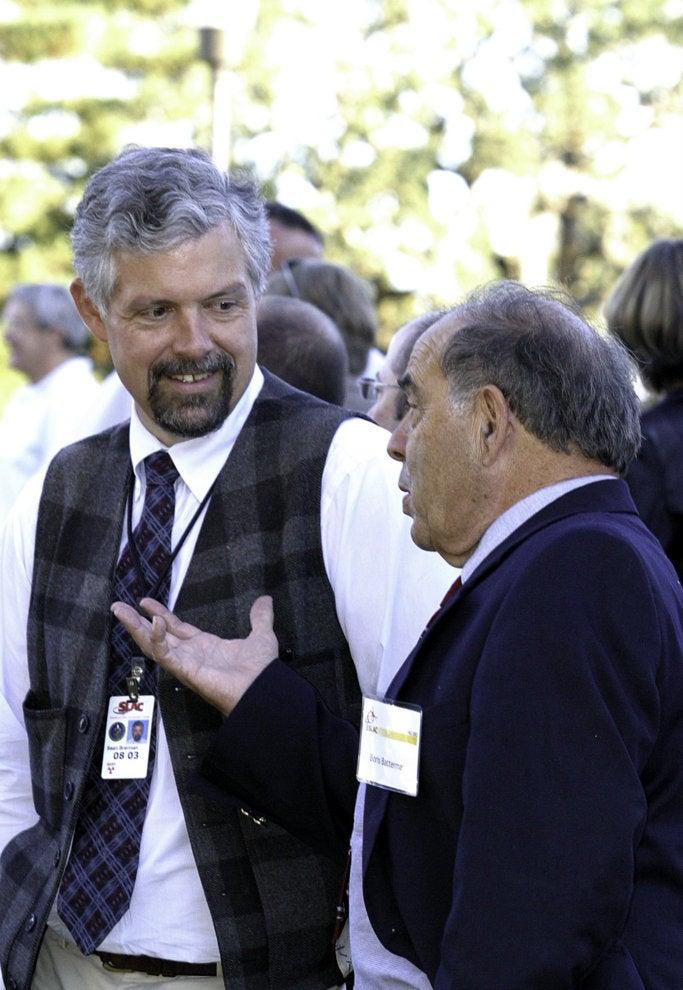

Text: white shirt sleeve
xmin=0 ymin=474 xmax=43 ymax=858
xmin=321 ymin=417 xmax=456 ymax=697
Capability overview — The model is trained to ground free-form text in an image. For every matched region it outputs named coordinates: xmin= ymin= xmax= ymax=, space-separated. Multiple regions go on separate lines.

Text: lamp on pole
xmin=188 ymin=1 xmax=259 ymax=171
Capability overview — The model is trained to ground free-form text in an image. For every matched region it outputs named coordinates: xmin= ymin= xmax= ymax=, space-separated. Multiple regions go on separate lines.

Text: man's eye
xmin=145 ymin=304 xmax=169 ymax=319
xmin=210 ymin=298 xmax=234 ymax=313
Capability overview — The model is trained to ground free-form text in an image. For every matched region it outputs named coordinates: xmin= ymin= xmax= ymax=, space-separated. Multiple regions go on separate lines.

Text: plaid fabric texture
xmin=1 ymin=373 xmax=361 ymax=990
xmin=57 ymin=451 xmax=179 ymax=952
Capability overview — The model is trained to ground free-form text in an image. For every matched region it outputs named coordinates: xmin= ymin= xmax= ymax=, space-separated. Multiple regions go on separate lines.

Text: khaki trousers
xmin=32 ymin=926 xmax=344 ymax=989
xmin=32 ymin=927 xmax=224 ymax=989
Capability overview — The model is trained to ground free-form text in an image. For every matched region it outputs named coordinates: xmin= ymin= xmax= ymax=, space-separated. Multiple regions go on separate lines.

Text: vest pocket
xmin=22 ymin=691 xmax=67 ymax=830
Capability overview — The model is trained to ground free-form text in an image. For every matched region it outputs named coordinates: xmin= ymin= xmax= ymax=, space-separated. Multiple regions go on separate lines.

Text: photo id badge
xmin=356 ymin=696 xmax=422 ymax=796
xmin=101 ymin=695 xmax=155 ymax=780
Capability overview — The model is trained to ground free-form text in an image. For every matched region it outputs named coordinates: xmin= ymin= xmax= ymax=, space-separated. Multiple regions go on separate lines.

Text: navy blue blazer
xmin=627 ymin=388 xmax=683 ymax=579
xmin=201 ymin=480 xmax=683 ymax=988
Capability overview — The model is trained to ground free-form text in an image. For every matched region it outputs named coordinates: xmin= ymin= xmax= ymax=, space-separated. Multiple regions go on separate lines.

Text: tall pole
xmin=199 ymin=27 xmax=231 ymax=171
xmin=196 ymin=2 xmax=259 ymax=172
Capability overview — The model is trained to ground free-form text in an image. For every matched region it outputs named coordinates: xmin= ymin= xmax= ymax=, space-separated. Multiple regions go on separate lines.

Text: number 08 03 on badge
xmin=101 ymin=695 xmax=155 ymax=779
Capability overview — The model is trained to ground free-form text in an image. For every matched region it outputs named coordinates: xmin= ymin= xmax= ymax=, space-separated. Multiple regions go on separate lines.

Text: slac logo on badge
xmin=101 ymin=694 xmax=155 ymax=781
xmin=112 ymin=698 xmax=146 ymax=715
xmin=357 ymin=696 xmax=422 ymax=797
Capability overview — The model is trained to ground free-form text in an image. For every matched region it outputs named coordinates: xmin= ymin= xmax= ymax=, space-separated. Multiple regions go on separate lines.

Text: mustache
xmin=149 ymin=352 xmax=235 ymax=386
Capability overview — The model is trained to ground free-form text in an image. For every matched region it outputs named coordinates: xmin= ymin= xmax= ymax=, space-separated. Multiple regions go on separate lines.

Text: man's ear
xmin=70 ymin=278 xmax=108 ymax=343
xmin=473 ymin=384 xmax=513 ymax=465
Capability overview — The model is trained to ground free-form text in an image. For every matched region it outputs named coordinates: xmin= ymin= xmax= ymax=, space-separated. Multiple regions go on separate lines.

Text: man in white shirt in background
xmin=0 ymin=283 xmax=100 ymax=523
xmin=0 ymin=145 xmax=452 ymax=990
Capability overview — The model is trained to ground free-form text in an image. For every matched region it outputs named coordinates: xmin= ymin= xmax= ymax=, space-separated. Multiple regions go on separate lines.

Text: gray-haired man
xmin=0 ymin=147 xmax=452 ymax=990
xmin=0 ymin=283 xmax=99 ymax=521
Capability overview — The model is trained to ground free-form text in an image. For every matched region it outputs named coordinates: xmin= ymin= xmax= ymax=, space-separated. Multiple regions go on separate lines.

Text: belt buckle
xmin=100 ymin=957 xmax=136 ymax=973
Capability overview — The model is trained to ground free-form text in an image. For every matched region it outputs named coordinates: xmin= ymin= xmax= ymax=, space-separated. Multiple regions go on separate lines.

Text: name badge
xmin=356 ymin=696 xmax=422 ymax=796
xmin=101 ymin=695 xmax=155 ymax=780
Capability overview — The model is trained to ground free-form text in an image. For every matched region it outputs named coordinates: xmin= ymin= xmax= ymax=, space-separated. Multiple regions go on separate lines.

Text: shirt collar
xmin=461 ymin=474 xmax=617 ymax=585
xmin=128 ymin=365 xmax=264 ymax=502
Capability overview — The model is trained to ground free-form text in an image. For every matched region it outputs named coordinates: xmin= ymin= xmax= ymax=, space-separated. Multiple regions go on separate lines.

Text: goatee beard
xmin=148 ymin=352 xmax=235 ymax=438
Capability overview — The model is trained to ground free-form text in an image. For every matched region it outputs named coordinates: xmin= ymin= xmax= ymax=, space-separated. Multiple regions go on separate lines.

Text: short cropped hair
xmin=267 ymin=260 xmax=376 ymax=375
xmin=257 ymin=296 xmax=348 ymax=405
xmin=438 ymin=281 xmax=641 ymax=476
xmin=391 ymin=310 xmax=448 ymax=421
xmin=604 ymin=239 xmax=683 ymax=392
xmin=4 ymin=283 xmax=89 ymax=352
xmin=265 ymin=202 xmax=323 ymax=245
xmin=72 ymin=146 xmax=271 ymax=312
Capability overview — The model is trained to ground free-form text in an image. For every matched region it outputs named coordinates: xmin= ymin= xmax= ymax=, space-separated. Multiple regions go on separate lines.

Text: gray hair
xmin=392 ymin=309 xmax=449 ymax=380
xmin=256 ymin=296 xmax=348 ymax=405
xmin=71 ymin=146 xmax=271 ymax=311
xmin=4 ymin=283 xmax=89 ymax=351
xmin=438 ymin=281 xmax=641 ymax=476
xmin=391 ymin=309 xmax=448 ymax=421
xmin=267 ymin=259 xmax=377 ymax=375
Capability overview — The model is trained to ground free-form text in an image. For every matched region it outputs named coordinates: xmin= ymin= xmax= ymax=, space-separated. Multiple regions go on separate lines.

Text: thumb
xmin=249 ymin=595 xmax=274 ymax=636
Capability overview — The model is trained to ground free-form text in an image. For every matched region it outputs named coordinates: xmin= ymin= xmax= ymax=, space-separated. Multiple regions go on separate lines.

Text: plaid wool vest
xmin=0 ymin=373 xmax=361 ymax=990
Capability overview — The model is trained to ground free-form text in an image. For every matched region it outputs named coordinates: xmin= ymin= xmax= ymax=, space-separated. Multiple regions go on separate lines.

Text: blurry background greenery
xmin=0 ymin=0 xmax=681 ymax=410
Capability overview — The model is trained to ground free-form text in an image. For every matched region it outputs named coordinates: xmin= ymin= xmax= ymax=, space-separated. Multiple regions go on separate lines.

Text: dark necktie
xmin=424 ymin=575 xmax=462 ymax=631
xmin=57 ymin=451 xmax=179 ymax=953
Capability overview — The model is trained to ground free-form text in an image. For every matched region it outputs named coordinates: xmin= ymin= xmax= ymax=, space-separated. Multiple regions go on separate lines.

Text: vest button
xmin=25 ymin=913 xmax=36 ymax=933
xmin=63 ymin=780 xmax=74 ymax=800
xmin=78 ymin=714 xmax=90 ymax=733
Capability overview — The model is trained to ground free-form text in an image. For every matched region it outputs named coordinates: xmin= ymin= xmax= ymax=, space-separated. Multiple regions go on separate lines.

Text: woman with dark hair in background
xmin=605 ymin=238 xmax=683 ymax=578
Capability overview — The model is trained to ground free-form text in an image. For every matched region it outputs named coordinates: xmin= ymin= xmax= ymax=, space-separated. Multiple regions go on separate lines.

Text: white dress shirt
xmin=87 ymin=369 xmax=134 ymax=433
xmin=0 ymin=365 xmax=453 ymax=967
xmin=0 ymin=356 xmax=101 ymax=525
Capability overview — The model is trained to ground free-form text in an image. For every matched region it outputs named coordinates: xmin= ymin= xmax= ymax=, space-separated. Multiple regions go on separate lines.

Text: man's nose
xmin=173 ymin=309 xmax=212 ymax=357
xmin=387 ymin=413 xmax=409 ymax=462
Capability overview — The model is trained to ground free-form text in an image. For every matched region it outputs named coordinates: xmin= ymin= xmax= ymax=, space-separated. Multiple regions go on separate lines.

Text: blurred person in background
xmin=0 ymin=282 xmax=99 ymax=523
xmin=361 ymin=310 xmax=447 ymax=431
xmin=605 ymin=238 xmax=683 ymax=579
xmin=265 ymin=201 xmax=324 ymax=272
xmin=257 ymin=295 xmax=348 ymax=405
xmin=267 ymin=258 xmax=384 ymax=410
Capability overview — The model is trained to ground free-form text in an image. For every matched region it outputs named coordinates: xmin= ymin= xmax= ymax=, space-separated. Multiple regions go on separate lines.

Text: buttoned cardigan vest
xmin=0 ymin=373 xmax=361 ymax=990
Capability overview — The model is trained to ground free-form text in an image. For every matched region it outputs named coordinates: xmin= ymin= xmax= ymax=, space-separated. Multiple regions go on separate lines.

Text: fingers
xmin=138 ymin=598 xmax=172 ymax=619
xmin=139 ymin=598 xmax=198 ymax=639
xmin=111 ymin=602 xmax=154 ymax=655
xmin=111 ymin=604 xmax=176 ymax=674
xmin=149 ymin=615 xmax=174 ymax=668
xmin=150 ymin=614 xmax=168 ymax=650
xmin=249 ymin=595 xmax=274 ymax=634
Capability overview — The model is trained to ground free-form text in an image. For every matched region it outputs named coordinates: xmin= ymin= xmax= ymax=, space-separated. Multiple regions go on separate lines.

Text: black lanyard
xmin=125 ymin=467 xmax=216 ymax=603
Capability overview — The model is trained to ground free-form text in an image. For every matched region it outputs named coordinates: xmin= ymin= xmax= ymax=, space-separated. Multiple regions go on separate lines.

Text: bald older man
xmin=115 ymin=282 xmax=683 ymax=989
xmin=361 ymin=310 xmax=446 ymax=432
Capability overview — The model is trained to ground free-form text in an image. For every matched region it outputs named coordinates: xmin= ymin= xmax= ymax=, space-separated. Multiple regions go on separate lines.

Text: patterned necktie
xmin=57 ymin=451 xmax=179 ymax=953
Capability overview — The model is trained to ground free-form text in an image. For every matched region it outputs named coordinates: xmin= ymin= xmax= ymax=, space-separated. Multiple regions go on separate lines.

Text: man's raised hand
xmin=110 ymin=596 xmax=278 ymax=716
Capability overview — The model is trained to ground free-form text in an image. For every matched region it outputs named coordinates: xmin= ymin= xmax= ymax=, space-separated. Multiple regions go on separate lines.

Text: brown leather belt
xmin=95 ymin=950 xmax=218 ymax=978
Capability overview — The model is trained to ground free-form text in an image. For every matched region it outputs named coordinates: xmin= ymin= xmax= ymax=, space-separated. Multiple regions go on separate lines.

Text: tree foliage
xmin=0 ymin=0 xmax=681 ymax=408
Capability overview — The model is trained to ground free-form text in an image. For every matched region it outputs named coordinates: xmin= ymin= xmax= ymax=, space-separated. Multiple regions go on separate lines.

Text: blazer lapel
xmin=362 ymin=480 xmax=639 ymax=879
xmin=385 ymin=480 xmax=637 ymax=700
